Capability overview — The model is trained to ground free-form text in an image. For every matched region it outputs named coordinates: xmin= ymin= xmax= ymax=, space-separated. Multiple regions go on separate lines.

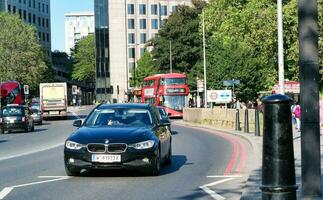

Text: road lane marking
xmin=38 ymin=176 xmax=69 ymax=178
xmin=0 ymin=176 xmax=70 ymax=199
xmin=200 ymin=178 xmax=235 ymax=200
xmin=0 ymin=187 xmax=13 ymax=200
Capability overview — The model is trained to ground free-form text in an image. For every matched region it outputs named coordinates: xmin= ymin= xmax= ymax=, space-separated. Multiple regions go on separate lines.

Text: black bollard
xmin=255 ymin=109 xmax=260 ymax=136
xmin=260 ymin=94 xmax=297 ymax=200
xmin=243 ymin=109 xmax=249 ymax=133
xmin=235 ymin=109 xmax=241 ymax=131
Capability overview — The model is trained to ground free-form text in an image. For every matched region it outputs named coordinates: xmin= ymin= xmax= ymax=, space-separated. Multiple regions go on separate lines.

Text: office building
xmin=94 ymin=0 xmax=191 ymax=102
xmin=0 ymin=0 xmax=51 ymax=56
xmin=64 ymin=11 xmax=94 ymax=55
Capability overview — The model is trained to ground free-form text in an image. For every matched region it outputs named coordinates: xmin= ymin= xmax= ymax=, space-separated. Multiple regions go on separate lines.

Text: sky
xmin=51 ymin=0 xmax=94 ymax=52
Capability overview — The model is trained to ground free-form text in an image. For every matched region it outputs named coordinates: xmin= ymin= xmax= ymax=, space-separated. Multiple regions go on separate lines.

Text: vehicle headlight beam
xmin=65 ymin=140 xmax=84 ymax=150
xmin=129 ymin=140 xmax=155 ymax=150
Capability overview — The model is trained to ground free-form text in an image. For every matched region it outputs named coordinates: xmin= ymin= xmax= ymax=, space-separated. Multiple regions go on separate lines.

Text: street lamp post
xmin=170 ymin=40 xmax=172 ymax=73
xmin=202 ymin=11 xmax=207 ymax=108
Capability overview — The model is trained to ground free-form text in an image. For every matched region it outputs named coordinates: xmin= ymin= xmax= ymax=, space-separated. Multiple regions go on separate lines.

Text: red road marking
xmin=175 ymin=123 xmax=247 ymax=175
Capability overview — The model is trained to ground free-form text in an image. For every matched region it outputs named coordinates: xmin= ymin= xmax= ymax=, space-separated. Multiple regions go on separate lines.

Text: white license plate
xmin=50 ymin=111 xmax=59 ymax=115
xmin=91 ymin=154 xmax=121 ymax=163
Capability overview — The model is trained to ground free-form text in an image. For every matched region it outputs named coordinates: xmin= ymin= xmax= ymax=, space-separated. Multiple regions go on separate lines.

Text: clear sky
xmin=51 ymin=0 xmax=94 ymax=52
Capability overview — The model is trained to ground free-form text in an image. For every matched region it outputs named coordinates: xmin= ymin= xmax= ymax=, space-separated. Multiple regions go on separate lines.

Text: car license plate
xmin=50 ymin=111 xmax=59 ymax=115
xmin=92 ymin=154 xmax=121 ymax=163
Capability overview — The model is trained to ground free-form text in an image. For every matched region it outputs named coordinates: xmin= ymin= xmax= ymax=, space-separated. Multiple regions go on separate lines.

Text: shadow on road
xmin=0 ymin=140 xmax=8 ymax=143
xmin=176 ymin=188 xmax=209 ymax=200
xmin=79 ymin=155 xmax=187 ymax=177
xmin=33 ymin=128 xmax=48 ymax=133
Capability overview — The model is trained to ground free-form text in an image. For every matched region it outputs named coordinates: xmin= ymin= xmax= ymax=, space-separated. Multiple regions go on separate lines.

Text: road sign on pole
xmin=206 ymin=90 xmax=232 ymax=103
xmin=23 ymin=85 xmax=29 ymax=95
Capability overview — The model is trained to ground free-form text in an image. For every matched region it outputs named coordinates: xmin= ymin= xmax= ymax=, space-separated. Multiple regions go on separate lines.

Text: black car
xmin=157 ymin=106 xmax=172 ymax=132
xmin=64 ymin=103 xmax=172 ymax=176
xmin=0 ymin=105 xmax=35 ymax=134
xmin=30 ymin=108 xmax=43 ymax=125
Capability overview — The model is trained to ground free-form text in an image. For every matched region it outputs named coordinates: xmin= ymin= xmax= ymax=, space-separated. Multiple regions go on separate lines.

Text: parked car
xmin=64 ymin=103 xmax=172 ymax=176
xmin=157 ymin=106 xmax=172 ymax=133
xmin=30 ymin=108 xmax=43 ymax=125
xmin=0 ymin=104 xmax=35 ymax=134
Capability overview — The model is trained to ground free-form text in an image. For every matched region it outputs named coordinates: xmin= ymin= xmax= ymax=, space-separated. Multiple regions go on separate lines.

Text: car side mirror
xmin=73 ymin=119 xmax=82 ymax=127
xmin=160 ymin=119 xmax=170 ymax=126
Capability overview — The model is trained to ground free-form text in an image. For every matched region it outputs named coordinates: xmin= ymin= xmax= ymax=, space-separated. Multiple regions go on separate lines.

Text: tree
xmin=150 ymin=0 xmax=207 ymax=74
xmin=0 ymin=13 xmax=47 ymax=90
xmin=131 ymin=51 xmax=157 ymax=87
xmin=71 ymin=35 xmax=95 ymax=81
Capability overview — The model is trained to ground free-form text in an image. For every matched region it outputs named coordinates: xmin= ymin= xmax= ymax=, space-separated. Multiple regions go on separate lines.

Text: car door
xmin=151 ymin=107 xmax=169 ymax=159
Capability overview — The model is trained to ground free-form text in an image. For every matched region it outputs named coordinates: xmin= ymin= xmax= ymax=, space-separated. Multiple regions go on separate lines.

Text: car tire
xmin=149 ymin=147 xmax=161 ymax=176
xmin=65 ymin=164 xmax=81 ymax=176
xmin=165 ymin=144 xmax=172 ymax=165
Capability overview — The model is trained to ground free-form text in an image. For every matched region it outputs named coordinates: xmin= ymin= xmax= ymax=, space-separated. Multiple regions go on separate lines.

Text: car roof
xmin=97 ymin=103 xmax=151 ymax=110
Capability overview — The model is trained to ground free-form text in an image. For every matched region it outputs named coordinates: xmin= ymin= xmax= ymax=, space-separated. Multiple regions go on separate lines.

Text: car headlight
xmin=129 ymin=140 xmax=155 ymax=150
xmin=65 ymin=140 xmax=84 ymax=150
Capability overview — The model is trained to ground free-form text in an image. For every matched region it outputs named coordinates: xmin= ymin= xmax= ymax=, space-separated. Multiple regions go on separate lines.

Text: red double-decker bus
xmin=0 ymin=81 xmax=23 ymax=107
xmin=141 ymin=73 xmax=189 ymax=117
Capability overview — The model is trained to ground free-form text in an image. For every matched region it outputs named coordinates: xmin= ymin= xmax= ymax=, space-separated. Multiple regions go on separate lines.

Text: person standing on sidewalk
xmin=293 ymin=101 xmax=301 ymax=132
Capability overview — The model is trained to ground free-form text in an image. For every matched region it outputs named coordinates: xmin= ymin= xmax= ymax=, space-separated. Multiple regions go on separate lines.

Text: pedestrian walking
xmin=293 ymin=101 xmax=301 ymax=132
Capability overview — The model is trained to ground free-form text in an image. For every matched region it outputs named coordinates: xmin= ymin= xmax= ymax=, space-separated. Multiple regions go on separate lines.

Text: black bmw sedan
xmin=64 ymin=103 xmax=172 ymax=176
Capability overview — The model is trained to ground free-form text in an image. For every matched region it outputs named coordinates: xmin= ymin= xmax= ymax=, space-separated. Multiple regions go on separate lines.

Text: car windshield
xmin=2 ymin=106 xmax=24 ymax=116
xmin=158 ymin=107 xmax=167 ymax=117
xmin=84 ymin=108 xmax=153 ymax=127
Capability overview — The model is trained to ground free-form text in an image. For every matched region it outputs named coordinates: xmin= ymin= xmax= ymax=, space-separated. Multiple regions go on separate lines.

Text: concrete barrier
xmin=183 ymin=108 xmax=263 ymax=135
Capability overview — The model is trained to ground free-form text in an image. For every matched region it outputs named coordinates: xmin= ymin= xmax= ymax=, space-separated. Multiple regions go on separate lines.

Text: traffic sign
xmin=207 ymin=90 xmax=232 ymax=103
xmin=23 ymin=85 xmax=29 ymax=95
xmin=223 ymin=80 xmax=240 ymax=86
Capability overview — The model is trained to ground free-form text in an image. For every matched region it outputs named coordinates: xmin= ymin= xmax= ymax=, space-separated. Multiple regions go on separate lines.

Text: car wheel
xmin=149 ymin=147 xmax=161 ymax=176
xmin=65 ymin=164 xmax=81 ymax=176
xmin=165 ymin=144 xmax=172 ymax=165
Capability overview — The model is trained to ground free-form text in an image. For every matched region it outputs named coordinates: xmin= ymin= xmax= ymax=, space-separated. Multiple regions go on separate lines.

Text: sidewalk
xmin=173 ymin=120 xmax=323 ymax=200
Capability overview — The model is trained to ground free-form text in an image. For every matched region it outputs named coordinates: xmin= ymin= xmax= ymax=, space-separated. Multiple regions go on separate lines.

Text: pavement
xmin=174 ymin=120 xmax=323 ymax=200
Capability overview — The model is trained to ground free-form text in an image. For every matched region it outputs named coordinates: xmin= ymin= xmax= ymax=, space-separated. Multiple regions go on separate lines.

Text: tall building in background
xmin=94 ymin=0 xmax=191 ymax=103
xmin=64 ymin=11 xmax=94 ymax=55
xmin=0 ymin=0 xmax=51 ymax=57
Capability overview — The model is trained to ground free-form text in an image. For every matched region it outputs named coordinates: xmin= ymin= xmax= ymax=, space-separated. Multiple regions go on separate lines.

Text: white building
xmin=94 ymin=0 xmax=192 ymax=102
xmin=64 ymin=11 xmax=94 ymax=55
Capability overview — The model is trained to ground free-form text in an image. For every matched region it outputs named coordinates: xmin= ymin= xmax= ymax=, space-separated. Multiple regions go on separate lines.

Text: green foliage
xmin=0 ymin=12 xmax=47 ymax=90
xmin=151 ymin=0 xmax=206 ymax=74
xmin=131 ymin=51 xmax=157 ymax=87
xmin=71 ymin=35 xmax=95 ymax=81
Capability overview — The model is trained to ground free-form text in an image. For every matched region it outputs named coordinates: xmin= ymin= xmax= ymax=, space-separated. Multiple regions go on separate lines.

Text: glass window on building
xmin=140 ymin=33 xmax=146 ymax=44
xmin=18 ymin=9 xmax=22 ymax=18
xmin=128 ymin=19 xmax=135 ymax=29
xmin=128 ymin=62 xmax=135 ymax=73
xmin=140 ymin=48 xmax=146 ymax=56
xmin=33 ymin=0 xmax=35 ymax=8
xmin=33 ymin=14 xmax=35 ymax=23
xmin=46 ymin=5 xmax=49 ymax=13
xmin=42 ymin=32 xmax=45 ymax=41
xmin=151 ymin=19 xmax=158 ymax=29
xmin=38 ymin=32 xmax=41 ymax=39
xmin=128 ymin=33 xmax=135 ymax=44
xmin=139 ymin=4 xmax=146 ymax=15
xmin=151 ymin=4 xmax=158 ymax=15
xmin=128 ymin=48 xmax=135 ymax=58
xmin=160 ymin=19 xmax=167 ymax=27
xmin=47 ymin=33 xmax=49 ymax=42
xmin=38 ymin=2 xmax=40 ymax=11
xmin=161 ymin=5 xmax=167 ymax=16
xmin=28 ymin=0 xmax=31 ymax=7
xmin=23 ymin=10 xmax=26 ymax=20
xmin=46 ymin=19 xmax=49 ymax=28
xmin=127 ymin=4 xmax=134 ymax=15
xmin=23 ymin=0 xmax=26 ymax=4
xmin=19 ymin=0 xmax=21 ymax=3
xmin=7 ymin=4 xmax=11 ymax=12
xmin=13 ymin=6 xmax=16 ymax=13
xmin=42 ymin=3 xmax=44 ymax=12
xmin=139 ymin=19 xmax=146 ymax=29
xmin=28 ymin=13 xmax=31 ymax=23
xmin=172 ymin=5 xmax=177 ymax=12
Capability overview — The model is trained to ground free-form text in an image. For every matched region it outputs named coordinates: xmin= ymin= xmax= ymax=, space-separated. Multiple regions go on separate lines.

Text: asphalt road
xmin=0 ymin=107 xmax=252 ymax=200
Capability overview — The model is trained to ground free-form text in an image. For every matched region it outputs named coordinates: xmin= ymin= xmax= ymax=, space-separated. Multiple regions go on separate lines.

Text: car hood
xmin=68 ymin=126 xmax=156 ymax=144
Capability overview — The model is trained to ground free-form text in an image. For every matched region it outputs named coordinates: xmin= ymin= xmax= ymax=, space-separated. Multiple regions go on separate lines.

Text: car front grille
xmin=87 ymin=144 xmax=106 ymax=153
xmin=107 ymin=144 xmax=127 ymax=153
xmin=87 ymin=143 xmax=127 ymax=153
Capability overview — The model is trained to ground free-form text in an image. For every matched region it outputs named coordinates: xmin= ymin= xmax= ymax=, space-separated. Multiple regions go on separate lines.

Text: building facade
xmin=64 ymin=11 xmax=94 ymax=55
xmin=94 ymin=0 xmax=191 ymax=103
xmin=0 ymin=0 xmax=51 ymax=57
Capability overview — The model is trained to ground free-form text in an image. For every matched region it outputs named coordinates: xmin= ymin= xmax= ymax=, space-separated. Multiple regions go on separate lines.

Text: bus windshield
xmin=163 ymin=96 xmax=186 ymax=111
xmin=160 ymin=78 xmax=186 ymax=85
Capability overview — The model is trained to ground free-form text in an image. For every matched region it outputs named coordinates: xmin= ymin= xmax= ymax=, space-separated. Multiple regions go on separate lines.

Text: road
xmin=0 ymin=107 xmax=252 ymax=200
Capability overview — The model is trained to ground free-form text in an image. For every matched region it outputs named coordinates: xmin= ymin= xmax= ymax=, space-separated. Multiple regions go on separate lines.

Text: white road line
xmin=0 ymin=143 xmax=63 ymax=161
xmin=200 ymin=178 xmax=236 ymax=200
xmin=207 ymin=175 xmax=243 ymax=178
xmin=0 ymin=176 xmax=70 ymax=199
xmin=0 ymin=187 xmax=13 ymax=200
xmin=38 ymin=176 xmax=69 ymax=178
